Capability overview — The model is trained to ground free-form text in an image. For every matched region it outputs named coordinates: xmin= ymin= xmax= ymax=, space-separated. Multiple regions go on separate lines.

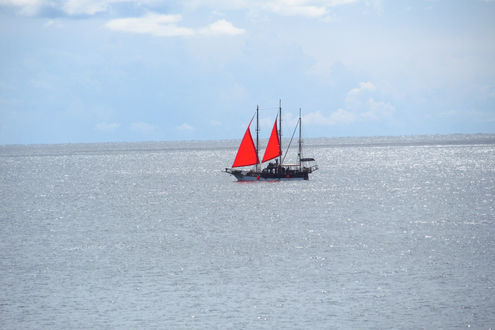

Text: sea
xmin=1 ymin=134 xmax=494 ymax=329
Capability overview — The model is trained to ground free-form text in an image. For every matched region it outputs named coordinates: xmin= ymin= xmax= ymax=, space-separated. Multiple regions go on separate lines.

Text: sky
xmin=0 ymin=0 xmax=494 ymax=144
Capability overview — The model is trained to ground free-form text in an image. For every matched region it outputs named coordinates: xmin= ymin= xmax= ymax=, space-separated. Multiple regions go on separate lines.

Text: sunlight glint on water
xmin=1 ymin=136 xmax=494 ymax=328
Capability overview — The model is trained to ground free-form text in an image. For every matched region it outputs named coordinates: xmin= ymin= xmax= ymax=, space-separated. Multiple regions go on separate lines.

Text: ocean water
xmin=1 ymin=135 xmax=494 ymax=329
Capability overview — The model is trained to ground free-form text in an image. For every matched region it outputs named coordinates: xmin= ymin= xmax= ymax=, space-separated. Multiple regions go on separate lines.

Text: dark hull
xmin=225 ymin=102 xmax=318 ymax=182
xmin=225 ymin=167 xmax=314 ymax=181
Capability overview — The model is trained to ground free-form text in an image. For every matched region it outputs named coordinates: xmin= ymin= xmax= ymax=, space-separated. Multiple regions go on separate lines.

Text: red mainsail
xmin=232 ymin=120 xmax=259 ymax=167
xmin=262 ymin=117 xmax=281 ymax=163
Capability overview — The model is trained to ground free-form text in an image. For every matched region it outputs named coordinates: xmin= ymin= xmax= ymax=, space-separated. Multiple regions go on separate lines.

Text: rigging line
xmin=245 ymin=111 xmax=256 ymax=126
xmin=282 ymin=118 xmax=300 ymax=164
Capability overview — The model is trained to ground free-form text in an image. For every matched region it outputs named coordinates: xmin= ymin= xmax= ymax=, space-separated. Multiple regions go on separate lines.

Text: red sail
xmin=262 ymin=117 xmax=281 ymax=163
xmin=232 ymin=121 xmax=259 ymax=167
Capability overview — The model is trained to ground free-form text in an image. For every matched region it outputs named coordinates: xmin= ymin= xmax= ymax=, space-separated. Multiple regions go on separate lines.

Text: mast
xmin=298 ymin=108 xmax=302 ymax=168
xmin=256 ymin=105 xmax=259 ymax=172
xmin=279 ymin=99 xmax=282 ymax=166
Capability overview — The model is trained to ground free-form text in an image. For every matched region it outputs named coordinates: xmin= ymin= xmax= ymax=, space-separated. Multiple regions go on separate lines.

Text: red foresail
xmin=232 ymin=121 xmax=259 ymax=167
xmin=262 ymin=117 xmax=281 ymax=163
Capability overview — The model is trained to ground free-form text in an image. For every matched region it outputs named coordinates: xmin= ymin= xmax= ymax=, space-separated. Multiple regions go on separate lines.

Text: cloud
xmin=264 ymin=0 xmax=328 ymax=17
xmin=106 ymin=14 xmax=195 ymax=37
xmin=181 ymin=0 xmax=358 ymax=18
xmin=1 ymin=0 xmax=358 ymax=19
xmin=43 ymin=19 xmax=55 ymax=27
xmin=199 ymin=19 xmax=245 ymax=36
xmin=106 ymin=13 xmax=244 ymax=37
xmin=95 ymin=122 xmax=120 ymax=132
xmin=347 ymin=81 xmax=376 ymax=97
xmin=263 ymin=0 xmax=358 ymax=17
xmin=326 ymin=0 xmax=359 ymax=5
xmin=345 ymin=81 xmax=378 ymax=107
xmin=177 ymin=123 xmax=194 ymax=131
xmin=303 ymin=82 xmax=395 ymax=127
xmin=362 ymin=98 xmax=395 ymax=119
xmin=346 ymin=82 xmax=395 ymax=121
xmin=170 ymin=0 xmax=357 ymax=15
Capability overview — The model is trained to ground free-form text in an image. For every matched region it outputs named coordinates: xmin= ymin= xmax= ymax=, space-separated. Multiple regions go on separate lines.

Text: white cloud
xmin=106 ymin=14 xmax=195 ymax=37
xmin=166 ymin=0 xmax=357 ymax=18
xmin=331 ymin=108 xmax=358 ymax=123
xmin=43 ymin=18 xmax=64 ymax=28
xmin=264 ymin=0 xmax=328 ymax=17
xmin=106 ymin=13 xmax=244 ymax=37
xmin=95 ymin=122 xmax=120 ymax=132
xmin=181 ymin=0 xmax=249 ymax=11
xmin=326 ymin=0 xmax=358 ymax=5
xmin=262 ymin=0 xmax=357 ymax=17
xmin=303 ymin=82 xmax=395 ymax=127
xmin=1 ymin=0 xmax=358 ymax=19
xmin=362 ymin=98 xmax=395 ymax=119
xmin=176 ymin=0 xmax=357 ymax=14
xmin=177 ymin=123 xmax=194 ymax=131
xmin=199 ymin=19 xmax=245 ymax=36
xmin=347 ymin=81 xmax=376 ymax=97
xmin=345 ymin=81 xmax=377 ymax=107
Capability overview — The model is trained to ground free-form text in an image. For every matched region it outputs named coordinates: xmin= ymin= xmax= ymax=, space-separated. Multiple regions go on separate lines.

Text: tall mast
xmin=256 ymin=104 xmax=259 ymax=172
xmin=298 ymin=107 xmax=302 ymax=167
xmin=279 ymin=99 xmax=282 ymax=166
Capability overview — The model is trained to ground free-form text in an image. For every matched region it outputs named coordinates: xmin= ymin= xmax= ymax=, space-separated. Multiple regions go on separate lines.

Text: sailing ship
xmin=225 ymin=101 xmax=318 ymax=181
